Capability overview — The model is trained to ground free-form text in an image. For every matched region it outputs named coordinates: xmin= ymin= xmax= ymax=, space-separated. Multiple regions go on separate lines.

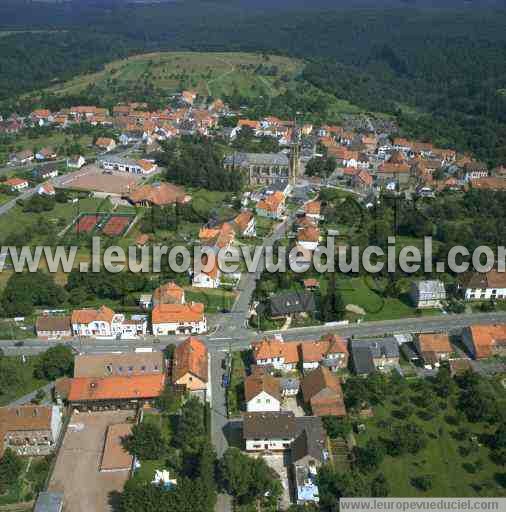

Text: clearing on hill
xmin=47 ymin=51 xmax=304 ymax=100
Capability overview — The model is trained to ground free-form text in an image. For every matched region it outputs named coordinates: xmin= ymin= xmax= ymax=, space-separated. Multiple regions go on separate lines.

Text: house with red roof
xmin=301 ymin=367 xmax=346 ymax=417
xmin=5 ymin=177 xmax=29 ymax=192
xmin=462 ymin=324 xmax=506 ymax=359
xmin=256 ymin=191 xmax=285 ymax=219
xmin=172 ymin=336 xmax=208 ymax=393
xmin=71 ymin=305 xmax=147 ymax=339
xmin=300 ymin=335 xmax=349 ymax=372
xmin=233 ymin=210 xmax=256 ymax=237
xmin=153 ymin=281 xmax=185 ymax=306
xmin=251 ymin=338 xmax=300 ymax=371
xmin=152 ymin=302 xmax=206 ymax=336
xmin=68 ymin=374 xmax=165 ymax=411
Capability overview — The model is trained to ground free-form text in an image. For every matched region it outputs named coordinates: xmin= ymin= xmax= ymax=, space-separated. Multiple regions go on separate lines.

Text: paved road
xmin=4 ymin=310 xmax=506 ymax=356
xmin=213 ymin=216 xmax=290 ymax=341
xmin=209 ymin=351 xmax=234 ymax=512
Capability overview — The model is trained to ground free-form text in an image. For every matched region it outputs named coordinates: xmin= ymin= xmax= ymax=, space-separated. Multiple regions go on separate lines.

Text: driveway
xmin=256 ymin=452 xmax=292 ymax=510
xmin=281 ymin=397 xmax=305 ymax=417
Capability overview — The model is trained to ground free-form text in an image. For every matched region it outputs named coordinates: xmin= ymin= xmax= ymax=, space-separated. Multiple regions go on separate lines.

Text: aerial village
xmin=0 ymin=89 xmax=505 ymax=511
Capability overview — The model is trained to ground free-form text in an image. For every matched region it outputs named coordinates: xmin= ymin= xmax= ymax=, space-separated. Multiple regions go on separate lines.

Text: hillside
xmin=35 ymin=50 xmax=366 ymax=123
xmin=46 ymin=51 xmax=304 ymax=100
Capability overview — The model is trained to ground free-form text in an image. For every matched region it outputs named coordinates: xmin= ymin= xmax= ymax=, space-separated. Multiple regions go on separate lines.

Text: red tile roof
xmin=68 ymin=374 xmax=165 ymax=401
xmin=466 ymin=324 xmax=506 ymax=359
xmin=152 ymin=302 xmax=205 ymax=324
xmin=244 ymin=374 xmax=280 ymax=402
xmin=257 ymin=191 xmax=285 ymax=214
xmin=173 ymin=336 xmax=208 ymax=383
xmin=252 ymin=338 xmax=299 ymax=364
xmin=71 ymin=305 xmax=115 ymax=325
xmin=153 ymin=282 xmax=185 ymax=305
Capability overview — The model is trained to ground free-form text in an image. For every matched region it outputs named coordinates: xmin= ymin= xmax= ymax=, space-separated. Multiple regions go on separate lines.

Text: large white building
xmin=151 ymin=303 xmax=207 ymax=336
xmin=71 ymin=305 xmax=147 ymax=339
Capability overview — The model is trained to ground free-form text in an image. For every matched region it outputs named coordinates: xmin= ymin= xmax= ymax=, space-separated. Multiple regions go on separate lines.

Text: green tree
xmin=34 ymin=344 xmax=74 ymax=380
xmin=0 ymin=448 xmax=23 ymax=491
xmin=177 ymin=397 xmax=206 ymax=454
xmin=371 ymin=473 xmax=390 ymax=497
xmin=122 ymin=422 xmax=166 ymax=461
xmin=354 ymin=439 xmax=385 ymax=472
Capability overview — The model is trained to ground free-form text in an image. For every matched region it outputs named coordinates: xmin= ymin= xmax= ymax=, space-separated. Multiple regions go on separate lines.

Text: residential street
xmin=210 ymin=351 xmax=234 ymax=512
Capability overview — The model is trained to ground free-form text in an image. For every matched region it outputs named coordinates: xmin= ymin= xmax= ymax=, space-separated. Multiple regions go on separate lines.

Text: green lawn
xmin=0 ymin=196 xmax=113 ymax=241
xmin=185 ymin=287 xmax=236 ymax=313
xmin=0 ymin=355 xmax=51 ymax=406
xmin=0 ymin=455 xmax=52 ymax=506
xmin=357 ymin=394 xmax=506 ymax=497
xmin=131 ymin=412 xmax=172 ymax=484
xmin=227 ymin=350 xmax=247 ymax=417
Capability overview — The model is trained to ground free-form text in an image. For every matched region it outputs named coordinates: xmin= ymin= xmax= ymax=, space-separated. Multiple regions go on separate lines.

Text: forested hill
xmin=1 ymin=1 xmax=506 ymax=164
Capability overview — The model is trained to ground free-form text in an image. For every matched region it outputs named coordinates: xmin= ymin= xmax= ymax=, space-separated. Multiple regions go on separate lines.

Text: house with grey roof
xmin=269 ymin=291 xmax=316 ymax=318
xmin=292 ymin=416 xmax=328 ymax=505
xmin=410 ymin=280 xmax=446 ymax=308
xmin=350 ymin=337 xmax=400 ymax=375
xmin=224 ymin=152 xmax=291 ymax=186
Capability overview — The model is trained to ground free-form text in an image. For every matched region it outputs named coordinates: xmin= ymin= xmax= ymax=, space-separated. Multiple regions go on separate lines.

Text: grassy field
xmin=0 ymin=355 xmax=50 ymax=407
xmin=0 ymin=196 xmax=113 ymax=240
xmin=358 ymin=390 xmax=506 ymax=497
xmin=9 ymin=132 xmax=95 ymax=157
xmin=45 ymin=51 xmax=304 ymax=100
xmin=0 ymin=455 xmax=52 ymax=506
xmin=227 ymin=350 xmax=247 ymax=417
xmin=131 ymin=412 xmax=172 ymax=484
xmin=185 ymin=287 xmax=236 ymax=313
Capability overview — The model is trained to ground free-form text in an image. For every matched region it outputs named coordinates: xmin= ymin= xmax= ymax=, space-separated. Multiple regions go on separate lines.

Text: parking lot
xmin=48 ymin=410 xmax=134 ymax=512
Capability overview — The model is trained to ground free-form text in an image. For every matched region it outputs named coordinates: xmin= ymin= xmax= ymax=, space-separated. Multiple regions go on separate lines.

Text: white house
xmin=461 ymin=270 xmax=506 ymax=301
xmin=95 ymin=137 xmax=116 ymax=153
xmin=251 ymin=338 xmax=300 ymax=372
xmin=37 ymin=182 xmax=55 ymax=196
xmin=256 ymin=191 xmax=285 ymax=220
xmin=243 ymin=412 xmax=295 ymax=452
xmin=5 ymin=178 xmax=29 ymax=192
xmin=192 ymin=255 xmax=221 ymax=289
xmin=245 ymin=374 xmax=281 ymax=412
xmin=67 ymin=155 xmax=86 ymax=169
xmin=410 ymin=280 xmax=446 ymax=308
xmin=151 ymin=302 xmax=207 ymax=336
xmin=297 ymin=226 xmax=320 ymax=252
xmin=233 ymin=211 xmax=256 ymax=237
xmin=71 ymin=305 xmax=147 ymax=339
xmin=99 ymin=156 xmax=156 ymax=176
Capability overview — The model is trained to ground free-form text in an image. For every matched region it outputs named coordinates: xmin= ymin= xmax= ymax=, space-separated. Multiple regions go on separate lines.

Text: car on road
xmin=222 ymin=373 xmax=230 ymax=388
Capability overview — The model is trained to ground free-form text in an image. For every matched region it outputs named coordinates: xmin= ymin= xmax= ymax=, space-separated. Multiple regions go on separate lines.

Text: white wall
xmin=245 ymin=437 xmax=293 ymax=451
xmin=246 ymin=391 xmax=280 ymax=412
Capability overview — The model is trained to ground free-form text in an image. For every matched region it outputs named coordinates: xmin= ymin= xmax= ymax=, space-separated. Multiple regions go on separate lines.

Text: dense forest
xmin=1 ymin=2 xmax=506 ymax=164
